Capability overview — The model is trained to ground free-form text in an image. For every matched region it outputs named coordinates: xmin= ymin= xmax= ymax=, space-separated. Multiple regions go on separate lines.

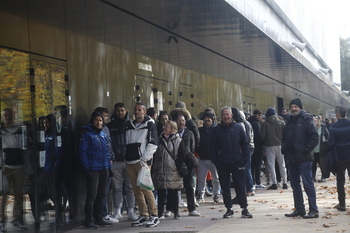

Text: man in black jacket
xmin=107 ymin=103 xmax=138 ymax=221
xmin=282 ymin=98 xmax=319 ymax=219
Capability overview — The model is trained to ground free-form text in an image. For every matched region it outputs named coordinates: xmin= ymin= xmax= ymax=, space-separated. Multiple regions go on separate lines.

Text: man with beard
xmin=282 ymin=98 xmax=319 ymax=218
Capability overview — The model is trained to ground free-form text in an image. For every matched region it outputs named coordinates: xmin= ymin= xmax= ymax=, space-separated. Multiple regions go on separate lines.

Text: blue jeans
xmin=288 ymin=161 xmax=318 ymax=212
xmin=245 ymin=150 xmax=254 ymax=192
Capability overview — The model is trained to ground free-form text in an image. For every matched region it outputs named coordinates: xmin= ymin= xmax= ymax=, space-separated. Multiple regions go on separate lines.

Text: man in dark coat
xmin=282 ymin=98 xmax=319 ymax=218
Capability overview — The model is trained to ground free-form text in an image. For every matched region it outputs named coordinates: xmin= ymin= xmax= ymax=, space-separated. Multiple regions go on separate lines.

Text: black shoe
xmin=267 ymin=184 xmax=278 ymax=190
xmin=213 ymin=194 xmax=219 ymax=203
xmin=94 ymin=220 xmax=113 ymax=227
xmin=12 ymin=221 xmax=28 ymax=230
xmin=335 ymin=204 xmax=346 ymax=211
xmin=285 ymin=210 xmax=306 ymax=217
xmin=241 ymin=208 xmax=253 ymax=218
xmin=84 ymin=221 xmax=97 ymax=229
xmin=173 ymin=212 xmax=181 ymax=220
xmin=318 ymin=178 xmax=326 ymax=183
xmin=231 ymin=197 xmax=239 ymax=204
xmin=205 ymin=189 xmax=213 ymax=197
xmin=223 ymin=209 xmax=234 ymax=218
xmin=282 ymin=183 xmax=288 ymax=189
xmin=302 ymin=211 xmax=319 ymax=219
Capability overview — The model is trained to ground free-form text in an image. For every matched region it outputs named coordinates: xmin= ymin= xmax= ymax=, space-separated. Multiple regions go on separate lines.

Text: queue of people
xmin=2 ymin=98 xmax=349 ymax=231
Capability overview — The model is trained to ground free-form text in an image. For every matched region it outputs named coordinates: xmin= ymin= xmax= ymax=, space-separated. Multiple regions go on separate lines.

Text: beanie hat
xmin=89 ymin=111 xmax=104 ymax=124
xmin=202 ymin=112 xmax=214 ymax=121
xmin=289 ymin=98 xmax=303 ymax=109
xmin=175 ymin=101 xmax=186 ymax=109
xmin=265 ymin=108 xmax=276 ymax=118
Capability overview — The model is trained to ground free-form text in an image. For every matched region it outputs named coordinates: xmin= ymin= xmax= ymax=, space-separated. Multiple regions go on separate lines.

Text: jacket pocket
xmin=125 ymin=143 xmax=142 ymax=161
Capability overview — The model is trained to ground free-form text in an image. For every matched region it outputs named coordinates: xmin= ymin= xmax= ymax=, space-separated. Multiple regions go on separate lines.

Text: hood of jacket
xmin=266 ymin=114 xmax=279 ymax=124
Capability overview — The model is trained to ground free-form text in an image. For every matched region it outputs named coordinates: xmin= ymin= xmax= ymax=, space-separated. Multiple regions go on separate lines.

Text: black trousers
xmin=215 ymin=161 xmax=247 ymax=209
xmin=184 ymin=169 xmax=196 ymax=212
xmin=85 ymin=169 xmax=108 ymax=222
xmin=251 ymin=149 xmax=263 ymax=185
xmin=157 ymin=189 xmax=179 ymax=216
xmin=335 ymin=160 xmax=350 ymax=206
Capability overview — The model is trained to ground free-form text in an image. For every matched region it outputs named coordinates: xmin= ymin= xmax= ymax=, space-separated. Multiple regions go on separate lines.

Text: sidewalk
xmin=66 ymin=175 xmax=350 ymax=233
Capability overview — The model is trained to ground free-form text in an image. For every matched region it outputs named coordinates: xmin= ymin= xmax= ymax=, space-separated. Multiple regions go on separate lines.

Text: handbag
xmin=137 ymin=165 xmax=154 ymax=190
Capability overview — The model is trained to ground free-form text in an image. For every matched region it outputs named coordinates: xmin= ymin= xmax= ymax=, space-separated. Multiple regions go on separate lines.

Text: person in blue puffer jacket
xmin=79 ymin=111 xmax=112 ymax=229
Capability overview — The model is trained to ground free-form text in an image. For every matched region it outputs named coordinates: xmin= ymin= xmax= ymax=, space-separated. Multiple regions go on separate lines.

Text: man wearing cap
xmin=282 ymin=98 xmax=319 ymax=218
xmin=260 ymin=107 xmax=287 ymax=190
xmin=195 ymin=112 xmax=220 ymax=203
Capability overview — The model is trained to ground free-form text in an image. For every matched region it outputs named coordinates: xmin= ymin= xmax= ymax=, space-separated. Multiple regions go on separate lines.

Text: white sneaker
xmin=179 ymin=200 xmax=187 ymax=208
xmin=103 ymin=215 xmax=119 ymax=223
xmin=188 ymin=210 xmax=201 ymax=216
xmin=128 ymin=211 xmax=138 ymax=221
xmin=112 ymin=211 xmax=123 ymax=220
xmin=146 ymin=215 xmax=160 ymax=228
xmin=255 ymin=184 xmax=266 ymax=189
xmin=164 ymin=210 xmax=172 ymax=217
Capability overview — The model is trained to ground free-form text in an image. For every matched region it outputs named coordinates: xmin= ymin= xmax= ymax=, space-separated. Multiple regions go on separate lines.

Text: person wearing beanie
xmin=79 ymin=111 xmax=112 ymax=228
xmin=260 ymin=107 xmax=287 ymax=190
xmin=196 ymin=111 xmax=220 ymax=204
xmin=282 ymin=98 xmax=319 ymax=218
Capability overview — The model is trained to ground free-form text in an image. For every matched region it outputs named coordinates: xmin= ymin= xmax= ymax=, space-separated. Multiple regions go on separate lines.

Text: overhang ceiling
xmin=101 ymin=0 xmax=349 ymax=110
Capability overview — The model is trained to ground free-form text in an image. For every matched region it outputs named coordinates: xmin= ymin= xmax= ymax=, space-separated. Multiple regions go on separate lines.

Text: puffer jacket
xmin=282 ymin=111 xmax=318 ymax=164
xmin=124 ymin=116 xmax=158 ymax=164
xmin=260 ymin=115 xmax=285 ymax=146
xmin=152 ymin=133 xmax=185 ymax=189
xmin=79 ymin=124 xmax=111 ymax=171
xmin=170 ymin=108 xmax=200 ymax=146
xmin=196 ymin=124 xmax=216 ymax=160
xmin=107 ymin=112 xmax=129 ymax=162
xmin=211 ymin=121 xmax=249 ymax=166
xmin=232 ymin=108 xmax=254 ymax=150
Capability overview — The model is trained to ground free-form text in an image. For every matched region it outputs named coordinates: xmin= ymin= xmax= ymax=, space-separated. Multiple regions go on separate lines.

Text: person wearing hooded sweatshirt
xmin=231 ymin=108 xmax=255 ymax=196
xmin=260 ymin=107 xmax=287 ymax=190
xmin=79 ymin=111 xmax=112 ymax=228
xmin=106 ymin=103 xmax=138 ymax=221
xmin=124 ymin=102 xmax=159 ymax=228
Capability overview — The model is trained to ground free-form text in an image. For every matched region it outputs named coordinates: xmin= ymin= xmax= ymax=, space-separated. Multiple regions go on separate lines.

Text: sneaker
xmin=94 ymin=219 xmax=113 ymax=227
xmin=103 ymin=215 xmax=119 ymax=223
xmin=173 ymin=212 xmax=181 ymax=220
xmin=241 ymin=208 xmax=253 ymax=218
xmin=246 ymin=191 xmax=255 ymax=196
xmin=267 ymin=184 xmax=278 ymax=190
xmin=12 ymin=221 xmax=28 ymax=230
xmin=188 ymin=210 xmax=201 ymax=216
xmin=197 ymin=197 xmax=205 ymax=203
xmin=205 ymin=189 xmax=213 ymax=197
xmin=146 ymin=215 xmax=159 ymax=228
xmin=318 ymin=178 xmax=326 ymax=183
xmin=194 ymin=200 xmax=199 ymax=207
xmin=213 ymin=194 xmax=220 ymax=203
xmin=282 ymin=183 xmax=288 ymax=189
xmin=223 ymin=209 xmax=234 ymax=218
xmin=255 ymin=184 xmax=266 ymax=189
xmin=132 ymin=216 xmax=147 ymax=227
xmin=128 ymin=211 xmax=138 ymax=221
xmin=0 ymin=222 xmax=5 ymax=232
xmin=335 ymin=204 xmax=346 ymax=211
xmin=164 ymin=211 xmax=172 ymax=217
xmin=159 ymin=215 xmax=165 ymax=219
xmin=179 ymin=200 xmax=187 ymax=208
xmin=84 ymin=221 xmax=97 ymax=229
xmin=112 ymin=211 xmax=123 ymax=220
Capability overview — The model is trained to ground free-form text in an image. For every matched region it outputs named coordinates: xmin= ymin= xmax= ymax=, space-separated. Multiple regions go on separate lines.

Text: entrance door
xmin=0 ymin=47 xmax=69 ymax=232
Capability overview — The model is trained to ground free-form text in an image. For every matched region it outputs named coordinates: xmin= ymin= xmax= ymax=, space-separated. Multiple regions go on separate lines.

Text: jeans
xmin=245 ymin=150 xmax=254 ymax=192
xmin=288 ymin=161 xmax=318 ymax=212
xmin=334 ymin=160 xmax=350 ymax=206
xmin=85 ymin=169 xmax=108 ymax=222
xmin=215 ymin=161 xmax=247 ymax=209
xmin=197 ymin=159 xmax=220 ymax=197
xmin=126 ymin=162 xmax=157 ymax=217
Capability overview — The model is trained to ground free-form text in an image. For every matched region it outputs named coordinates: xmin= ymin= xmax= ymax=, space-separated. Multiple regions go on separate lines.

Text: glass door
xmin=0 ymin=47 xmax=69 ymax=232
